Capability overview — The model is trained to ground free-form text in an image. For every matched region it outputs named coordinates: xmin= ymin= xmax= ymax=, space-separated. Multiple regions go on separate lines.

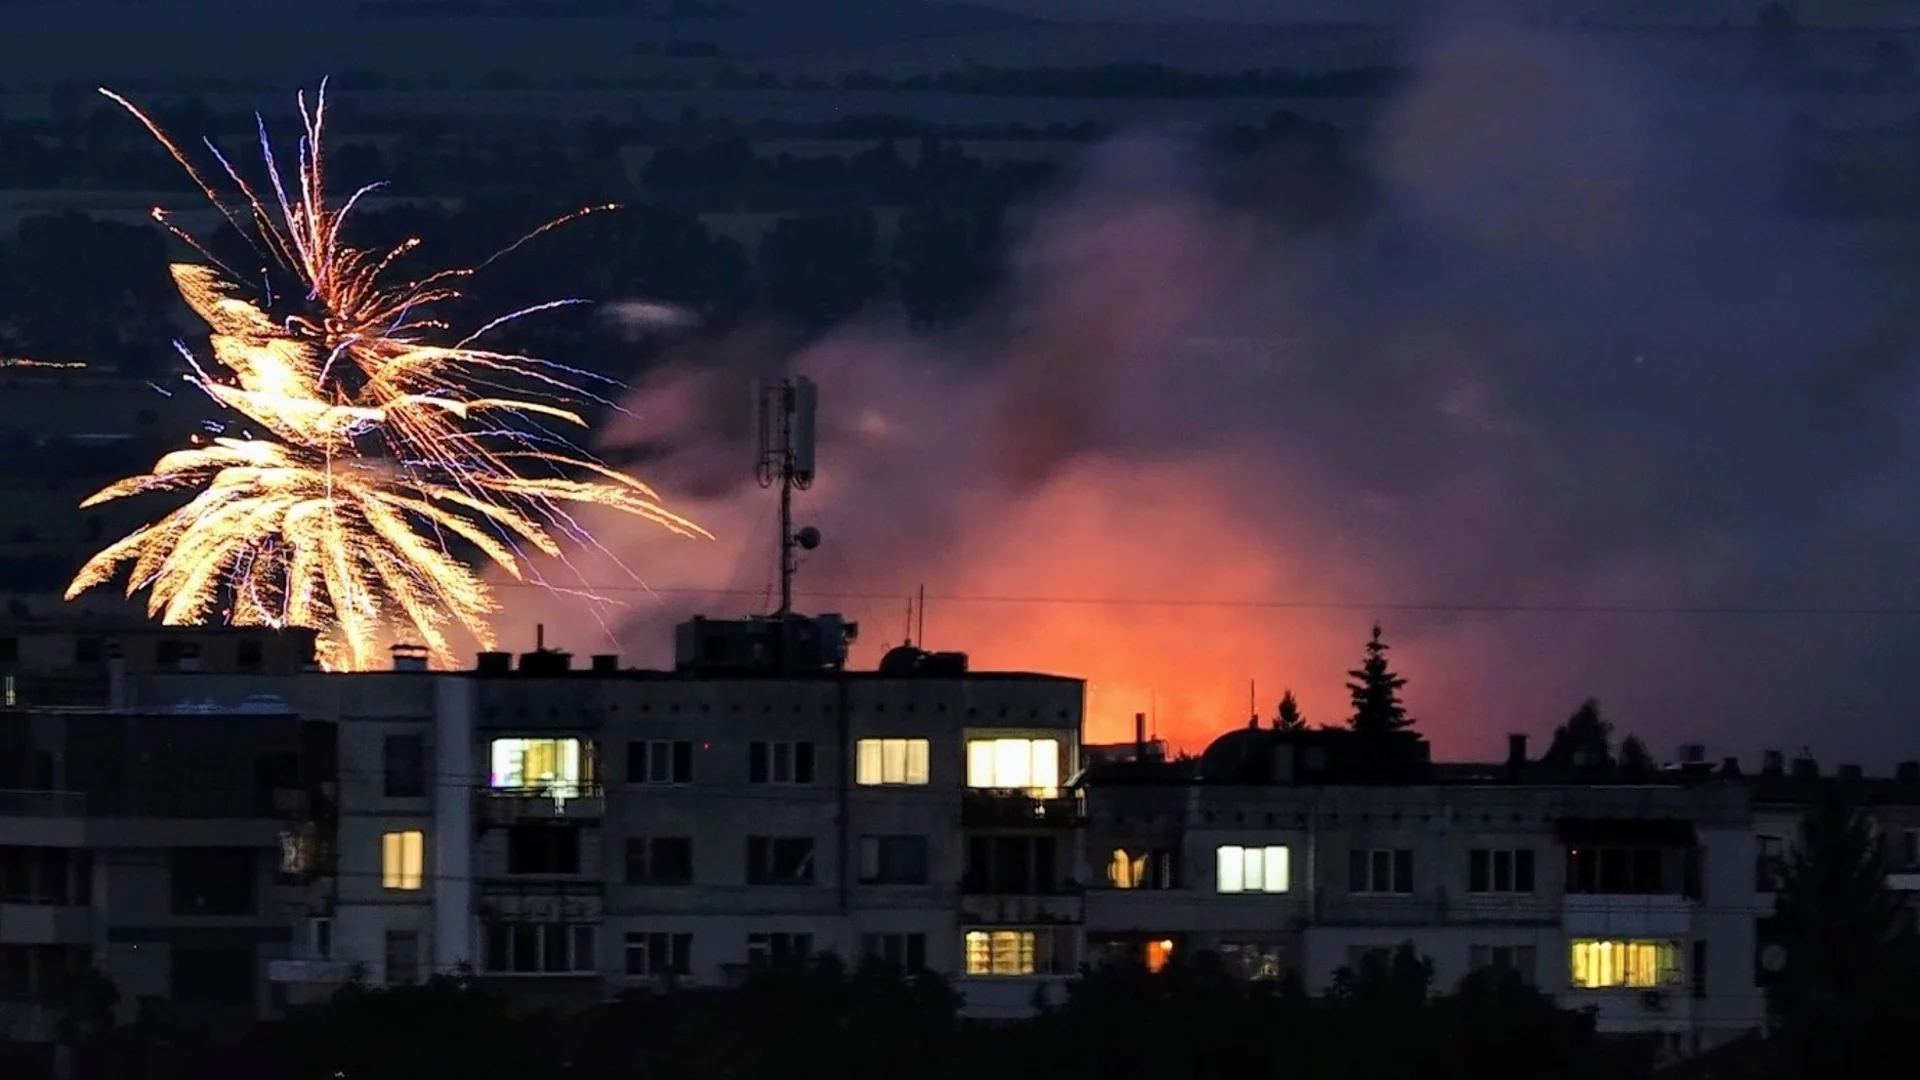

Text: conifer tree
xmin=1346 ymin=624 xmax=1413 ymax=735
xmin=1275 ymin=690 xmax=1307 ymax=731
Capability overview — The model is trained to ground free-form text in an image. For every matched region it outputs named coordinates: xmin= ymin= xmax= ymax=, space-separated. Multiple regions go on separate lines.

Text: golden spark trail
xmin=66 ymin=85 xmax=710 ymax=670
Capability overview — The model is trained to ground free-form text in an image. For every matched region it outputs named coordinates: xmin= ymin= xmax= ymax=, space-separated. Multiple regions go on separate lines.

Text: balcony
xmin=481 ymin=783 xmax=604 ymax=823
xmin=961 ymin=790 xmax=1084 ymax=829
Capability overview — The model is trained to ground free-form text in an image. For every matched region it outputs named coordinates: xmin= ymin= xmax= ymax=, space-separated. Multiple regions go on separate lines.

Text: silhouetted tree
xmin=1346 ymin=624 xmax=1413 ymax=734
xmin=277 ymin=974 xmax=549 ymax=1080
xmin=1275 ymin=689 xmax=1306 ymax=731
xmin=1617 ymin=735 xmax=1655 ymax=774
xmin=1770 ymin=792 xmax=1920 ymax=1077
xmin=759 ymin=211 xmax=884 ymax=328
xmin=1544 ymin=699 xmax=1614 ymax=769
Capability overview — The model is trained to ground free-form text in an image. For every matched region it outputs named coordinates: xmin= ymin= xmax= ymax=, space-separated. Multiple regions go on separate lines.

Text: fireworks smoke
xmin=65 ymin=85 xmax=709 ymax=669
xmin=501 ymin=18 xmax=1920 ymax=761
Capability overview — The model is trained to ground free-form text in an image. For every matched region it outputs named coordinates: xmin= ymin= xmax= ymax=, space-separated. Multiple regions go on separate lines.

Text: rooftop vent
xmin=390 ymin=643 xmax=429 ymax=672
xmin=1791 ymin=755 xmax=1819 ymax=781
xmin=475 ymin=651 xmax=512 ymax=674
xmin=1761 ymin=750 xmax=1784 ymax=776
xmin=590 ymin=654 xmax=619 ymax=673
xmin=1897 ymin=761 xmax=1919 ymax=783
xmin=1678 ymin=743 xmax=1706 ymax=765
xmin=1838 ymin=764 xmax=1864 ymax=782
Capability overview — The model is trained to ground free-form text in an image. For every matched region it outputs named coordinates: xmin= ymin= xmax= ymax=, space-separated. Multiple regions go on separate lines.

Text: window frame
xmin=1568 ymin=938 xmax=1684 ymax=990
xmin=624 ymin=836 xmax=694 ymax=886
xmin=854 ymin=738 xmax=931 ymax=786
xmin=1348 ymin=848 xmax=1414 ymax=894
xmin=1214 ymin=844 xmax=1290 ymax=894
xmin=381 ymin=830 xmax=426 ymax=891
xmin=622 ymin=931 xmax=693 ymax=977
xmin=748 ymin=740 xmax=817 ymax=785
xmin=626 ymin=739 xmax=694 ymax=785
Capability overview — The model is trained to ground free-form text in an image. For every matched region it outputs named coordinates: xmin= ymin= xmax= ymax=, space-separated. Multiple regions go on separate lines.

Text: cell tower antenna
xmin=755 ymin=376 xmax=818 ymax=617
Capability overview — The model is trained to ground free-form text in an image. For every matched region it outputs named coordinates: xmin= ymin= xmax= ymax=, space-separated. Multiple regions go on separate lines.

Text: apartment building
xmin=1081 ymin=725 xmax=1768 ymax=1057
xmin=269 ymin=615 xmax=1087 ymax=1019
xmin=0 ymin=620 xmax=325 ymax=1041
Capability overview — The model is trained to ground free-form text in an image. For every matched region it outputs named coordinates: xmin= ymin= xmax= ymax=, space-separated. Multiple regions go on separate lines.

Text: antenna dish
xmin=795 ymin=526 xmax=821 ymax=551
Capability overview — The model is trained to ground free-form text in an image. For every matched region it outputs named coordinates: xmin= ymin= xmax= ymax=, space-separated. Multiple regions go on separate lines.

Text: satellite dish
xmin=794 ymin=526 xmax=822 ymax=550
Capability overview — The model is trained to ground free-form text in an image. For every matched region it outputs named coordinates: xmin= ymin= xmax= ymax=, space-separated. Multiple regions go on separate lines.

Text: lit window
xmin=855 ymin=738 xmax=930 ymax=785
xmin=1569 ymin=939 xmax=1681 ymax=989
xmin=965 ymin=930 xmax=1035 ymax=975
xmin=1216 ymin=845 xmax=1289 ymax=893
xmin=965 ymin=738 xmax=1060 ymax=795
xmin=381 ymin=830 xmax=424 ymax=891
xmin=962 ymin=928 xmax=1073 ymax=976
xmin=489 ymin=738 xmax=594 ymax=799
xmin=1108 ymin=849 xmax=1144 ymax=888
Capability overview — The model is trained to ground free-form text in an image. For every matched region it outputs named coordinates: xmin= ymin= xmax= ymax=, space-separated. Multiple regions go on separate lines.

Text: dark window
xmin=1468 ymin=849 xmax=1535 ymax=894
xmin=236 ymin=638 xmax=264 ymax=669
xmin=73 ymin=638 xmax=102 ymax=664
xmin=1567 ymin=847 xmax=1683 ymax=895
xmin=627 ymin=740 xmax=693 ymax=783
xmin=483 ymin=923 xmax=595 ymax=974
xmin=0 ymin=637 xmax=17 ymax=664
xmin=1348 ymin=849 xmax=1414 ymax=894
xmin=1469 ymin=944 xmax=1537 ymax=984
xmin=624 ymin=837 xmax=694 ymax=885
xmin=746 ymin=932 xmax=812 ymax=967
xmin=623 ymin=931 xmax=693 ymax=976
xmin=169 ymin=848 xmax=257 ymax=915
xmin=748 ymin=741 xmax=816 ymax=784
xmin=860 ymin=932 xmax=927 ymax=971
xmin=1756 ymin=836 xmax=1786 ymax=891
xmin=170 ymin=946 xmax=254 ymax=1005
xmin=385 ymin=930 xmax=421 ymax=985
xmin=383 ymin=735 xmax=426 ymax=798
xmin=506 ymin=825 xmax=582 ymax=875
xmin=1692 ymin=940 xmax=1707 ymax=999
xmin=745 ymin=836 xmax=815 ymax=885
xmin=857 ymin=835 xmax=930 ymax=884
xmin=963 ymin=835 xmax=1058 ymax=894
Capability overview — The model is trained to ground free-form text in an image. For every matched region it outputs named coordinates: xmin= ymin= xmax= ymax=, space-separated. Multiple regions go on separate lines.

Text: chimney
xmin=1898 ymin=761 xmax=1920 ymax=783
xmin=1761 ymin=750 xmax=1784 ymax=776
xmin=1720 ymin=756 xmax=1741 ymax=777
xmin=1838 ymin=764 xmax=1863 ymax=782
xmin=1134 ymin=713 xmax=1147 ymax=762
xmin=1506 ymin=734 xmax=1527 ymax=778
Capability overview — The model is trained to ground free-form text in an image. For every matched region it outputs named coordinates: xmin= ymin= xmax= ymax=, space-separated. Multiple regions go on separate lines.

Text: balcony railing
xmin=961 ymin=790 xmax=1084 ymax=828
xmin=0 ymin=789 xmax=86 ymax=817
xmin=481 ymin=782 xmax=605 ymax=821
xmin=0 ymin=787 xmax=286 ymax=818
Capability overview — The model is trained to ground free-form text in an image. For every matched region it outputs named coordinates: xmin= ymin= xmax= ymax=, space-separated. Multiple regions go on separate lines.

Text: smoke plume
xmin=506 ymin=16 xmax=1920 ymax=760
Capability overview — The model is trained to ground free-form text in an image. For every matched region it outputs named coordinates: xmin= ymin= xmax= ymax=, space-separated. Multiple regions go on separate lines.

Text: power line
xmin=490 ymin=582 xmax=1920 ymax=618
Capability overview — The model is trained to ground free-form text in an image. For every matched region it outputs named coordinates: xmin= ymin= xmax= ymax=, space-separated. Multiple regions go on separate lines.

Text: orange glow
xmin=1147 ymin=939 xmax=1175 ymax=973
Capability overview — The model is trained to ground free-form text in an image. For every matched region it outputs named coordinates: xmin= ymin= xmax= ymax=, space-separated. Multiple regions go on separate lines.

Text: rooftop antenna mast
xmin=755 ymin=376 xmax=819 ymax=618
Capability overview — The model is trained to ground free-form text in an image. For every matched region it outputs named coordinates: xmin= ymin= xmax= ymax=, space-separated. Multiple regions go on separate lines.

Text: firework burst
xmin=65 ymin=84 xmax=710 ymax=670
